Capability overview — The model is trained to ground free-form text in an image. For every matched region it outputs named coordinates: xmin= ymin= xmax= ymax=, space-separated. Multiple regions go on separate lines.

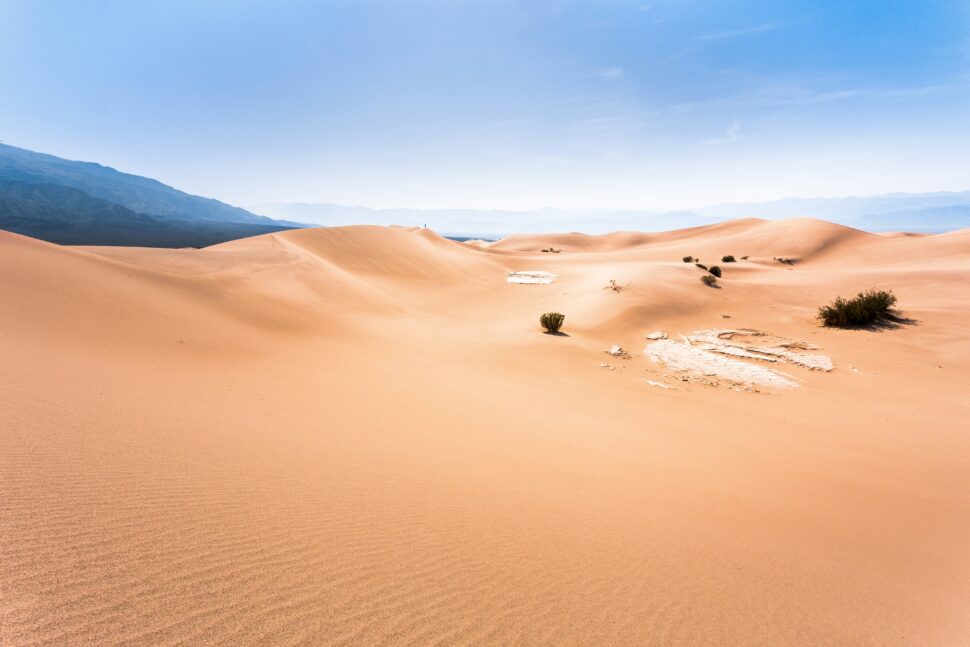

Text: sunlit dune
xmin=3 ymin=219 xmax=970 ymax=645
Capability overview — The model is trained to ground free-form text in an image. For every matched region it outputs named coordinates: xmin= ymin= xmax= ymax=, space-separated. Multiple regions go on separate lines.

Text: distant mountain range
xmin=0 ymin=144 xmax=295 ymax=247
xmin=3 ymin=143 xmax=967 ymax=247
xmin=693 ymin=193 xmax=970 ymax=233
xmin=253 ymin=193 xmax=970 ymax=237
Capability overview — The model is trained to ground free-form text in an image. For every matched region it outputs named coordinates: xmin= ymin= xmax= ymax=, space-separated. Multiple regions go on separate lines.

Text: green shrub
xmin=700 ymin=274 xmax=718 ymax=287
xmin=708 ymin=265 xmax=722 ymax=278
xmin=695 ymin=263 xmax=708 ymax=270
xmin=682 ymin=255 xmax=694 ymax=263
xmin=722 ymin=255 xmax=736 ymax=262
xmin=817 ymin=289 xmax=897 ymax=327
xmin=540 ymin=312 xmax=565 ymax=333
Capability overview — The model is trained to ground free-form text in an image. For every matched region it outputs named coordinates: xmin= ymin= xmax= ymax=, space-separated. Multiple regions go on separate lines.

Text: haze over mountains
xmin=2 ymin=142 xmax=969 ymax=249
xmin=254 ymin=191 xmax=970 ymax=238
xmin=0 ymin=144 xmax=294 ymax=247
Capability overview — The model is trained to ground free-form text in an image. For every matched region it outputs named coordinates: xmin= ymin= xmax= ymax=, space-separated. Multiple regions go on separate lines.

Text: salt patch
xmin=506 ymin=271 xmax=558 ymax=285
xmin=644 ymin=339 xmax=799 ymax=388
xmin=687 ymin=329 xmax=833 ymax=372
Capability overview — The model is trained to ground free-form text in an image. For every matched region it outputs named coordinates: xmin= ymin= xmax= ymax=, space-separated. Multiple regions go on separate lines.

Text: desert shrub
xmin=695 ymin=263 xmax=708 ymax=270
xmin=708 ymin=265 xmax=722 ymax=278
xmin=817 ymin=289 xmax=897 ymax=327
xmin=540 ymin=312 xmax=565 ymax=333
xmin=700 ymin=274 xmax=718 ymax=287
xmin=682 ymin=255 xmax=694 ymax=263
xmin=722 ymin=255 xmax=736 ymax=263
xmin=740 ymin=255 xmax=749 ymax=260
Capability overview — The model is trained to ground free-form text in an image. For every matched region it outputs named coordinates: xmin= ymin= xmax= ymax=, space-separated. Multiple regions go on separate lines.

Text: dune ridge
xmin=3 ymin=219 xmax=970 ymax=646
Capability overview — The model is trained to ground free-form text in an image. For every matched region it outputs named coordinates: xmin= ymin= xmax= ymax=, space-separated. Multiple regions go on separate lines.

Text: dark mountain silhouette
xmin=0 ymin=144 xmax=296 ymax=247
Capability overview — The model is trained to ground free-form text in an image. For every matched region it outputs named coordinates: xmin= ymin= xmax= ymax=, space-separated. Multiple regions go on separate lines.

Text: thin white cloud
xmin=703 ymin=119 xmax=741 ymax=145
xmin=573 ymin=114 xmax=631 ymax=131
xmin=671 ymin=78 xmax=969 ymax=114
xmin=659 ymin=23 xmax=789 ymax=66
xmin=596 ymin=66 xmax=624 ymax=79
xmin=697 ymin=23 xmax=786 ymax=42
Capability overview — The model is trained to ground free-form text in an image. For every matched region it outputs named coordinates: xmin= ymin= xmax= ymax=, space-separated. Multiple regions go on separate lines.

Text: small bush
xmin=695 ymin=263 xmax=708 ymax=270
xmin=740 ymin=255 xmax=749 ymax=260
xmin=708 ymin=265 xmax=722 ymax=278
xmin=540 ymin=312 xmax=565 ymax=333
xmin=817 ymin=289 xmax=897 ymax=327
xmin=722 ymin=255 xmax=736 ymax=263
xmin=701 ymin=274 xmax=718 ymax=287
xmin=682 ymin=255 xmax=694 ymax=263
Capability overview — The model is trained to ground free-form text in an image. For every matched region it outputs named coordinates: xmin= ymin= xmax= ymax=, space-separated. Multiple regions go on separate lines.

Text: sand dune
xmin=3 ymin=219 xmax=970 ymax=645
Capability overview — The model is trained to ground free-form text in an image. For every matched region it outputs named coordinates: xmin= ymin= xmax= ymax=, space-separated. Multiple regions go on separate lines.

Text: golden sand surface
xmin=2 ymin=219 xmax=969 ymax=645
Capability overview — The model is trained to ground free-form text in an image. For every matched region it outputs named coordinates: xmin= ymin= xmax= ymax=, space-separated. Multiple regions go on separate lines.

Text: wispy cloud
xmin=671 ymin=78 xmax=969 ymax=114
xmin=696 ymin=23 xmax=786 ymax=42
xmin=596 ymin=66 xmax=624 ymax=79
xmin=659 ymin=23 xmax=789 ymax=66
xmin=572 ymin=114 xmax=636 ymax=132
xmin=703 ymin=119 xmax=741 ymax=145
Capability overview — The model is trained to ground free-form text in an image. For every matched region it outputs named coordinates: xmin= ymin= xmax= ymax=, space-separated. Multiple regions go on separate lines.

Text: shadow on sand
xmin=832 ymin=312 xmax=919 ymax=332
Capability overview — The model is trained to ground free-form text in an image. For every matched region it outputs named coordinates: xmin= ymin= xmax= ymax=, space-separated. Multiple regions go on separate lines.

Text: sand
xmin=2 ymin=218 xmax=970 ymax=645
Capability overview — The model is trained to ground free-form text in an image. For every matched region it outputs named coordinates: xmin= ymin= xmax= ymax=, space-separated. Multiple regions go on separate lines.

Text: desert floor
xmin=2 ymin=218 xmax=970 ymax=645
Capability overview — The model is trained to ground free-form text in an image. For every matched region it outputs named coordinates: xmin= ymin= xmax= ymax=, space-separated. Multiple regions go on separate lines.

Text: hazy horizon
xmin=3 ymin=1 xmax=969 ymax=215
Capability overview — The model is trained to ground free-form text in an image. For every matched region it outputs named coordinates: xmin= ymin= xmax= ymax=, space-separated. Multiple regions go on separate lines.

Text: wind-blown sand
xmin=2 ymin=218 xmax=970 ymax=645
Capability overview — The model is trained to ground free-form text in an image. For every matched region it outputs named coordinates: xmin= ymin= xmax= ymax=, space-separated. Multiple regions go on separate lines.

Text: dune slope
xmin=3 ymin=221 xmax=970 ymax=646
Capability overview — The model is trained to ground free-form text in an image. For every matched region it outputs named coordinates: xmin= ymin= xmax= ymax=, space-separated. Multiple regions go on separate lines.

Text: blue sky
xmin=2 ymin=0 xmax=968 ymax=210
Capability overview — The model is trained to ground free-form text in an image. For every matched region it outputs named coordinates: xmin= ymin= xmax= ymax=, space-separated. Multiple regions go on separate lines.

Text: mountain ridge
xmin=0 ymin=144 xmax=295 ymax=247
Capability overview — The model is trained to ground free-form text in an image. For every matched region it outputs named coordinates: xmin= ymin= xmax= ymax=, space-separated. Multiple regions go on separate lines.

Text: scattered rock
xmin=645 ymin=331 xmax=667 ymax=340
xmin=605 ymin=345 xmax=631 ymax=358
